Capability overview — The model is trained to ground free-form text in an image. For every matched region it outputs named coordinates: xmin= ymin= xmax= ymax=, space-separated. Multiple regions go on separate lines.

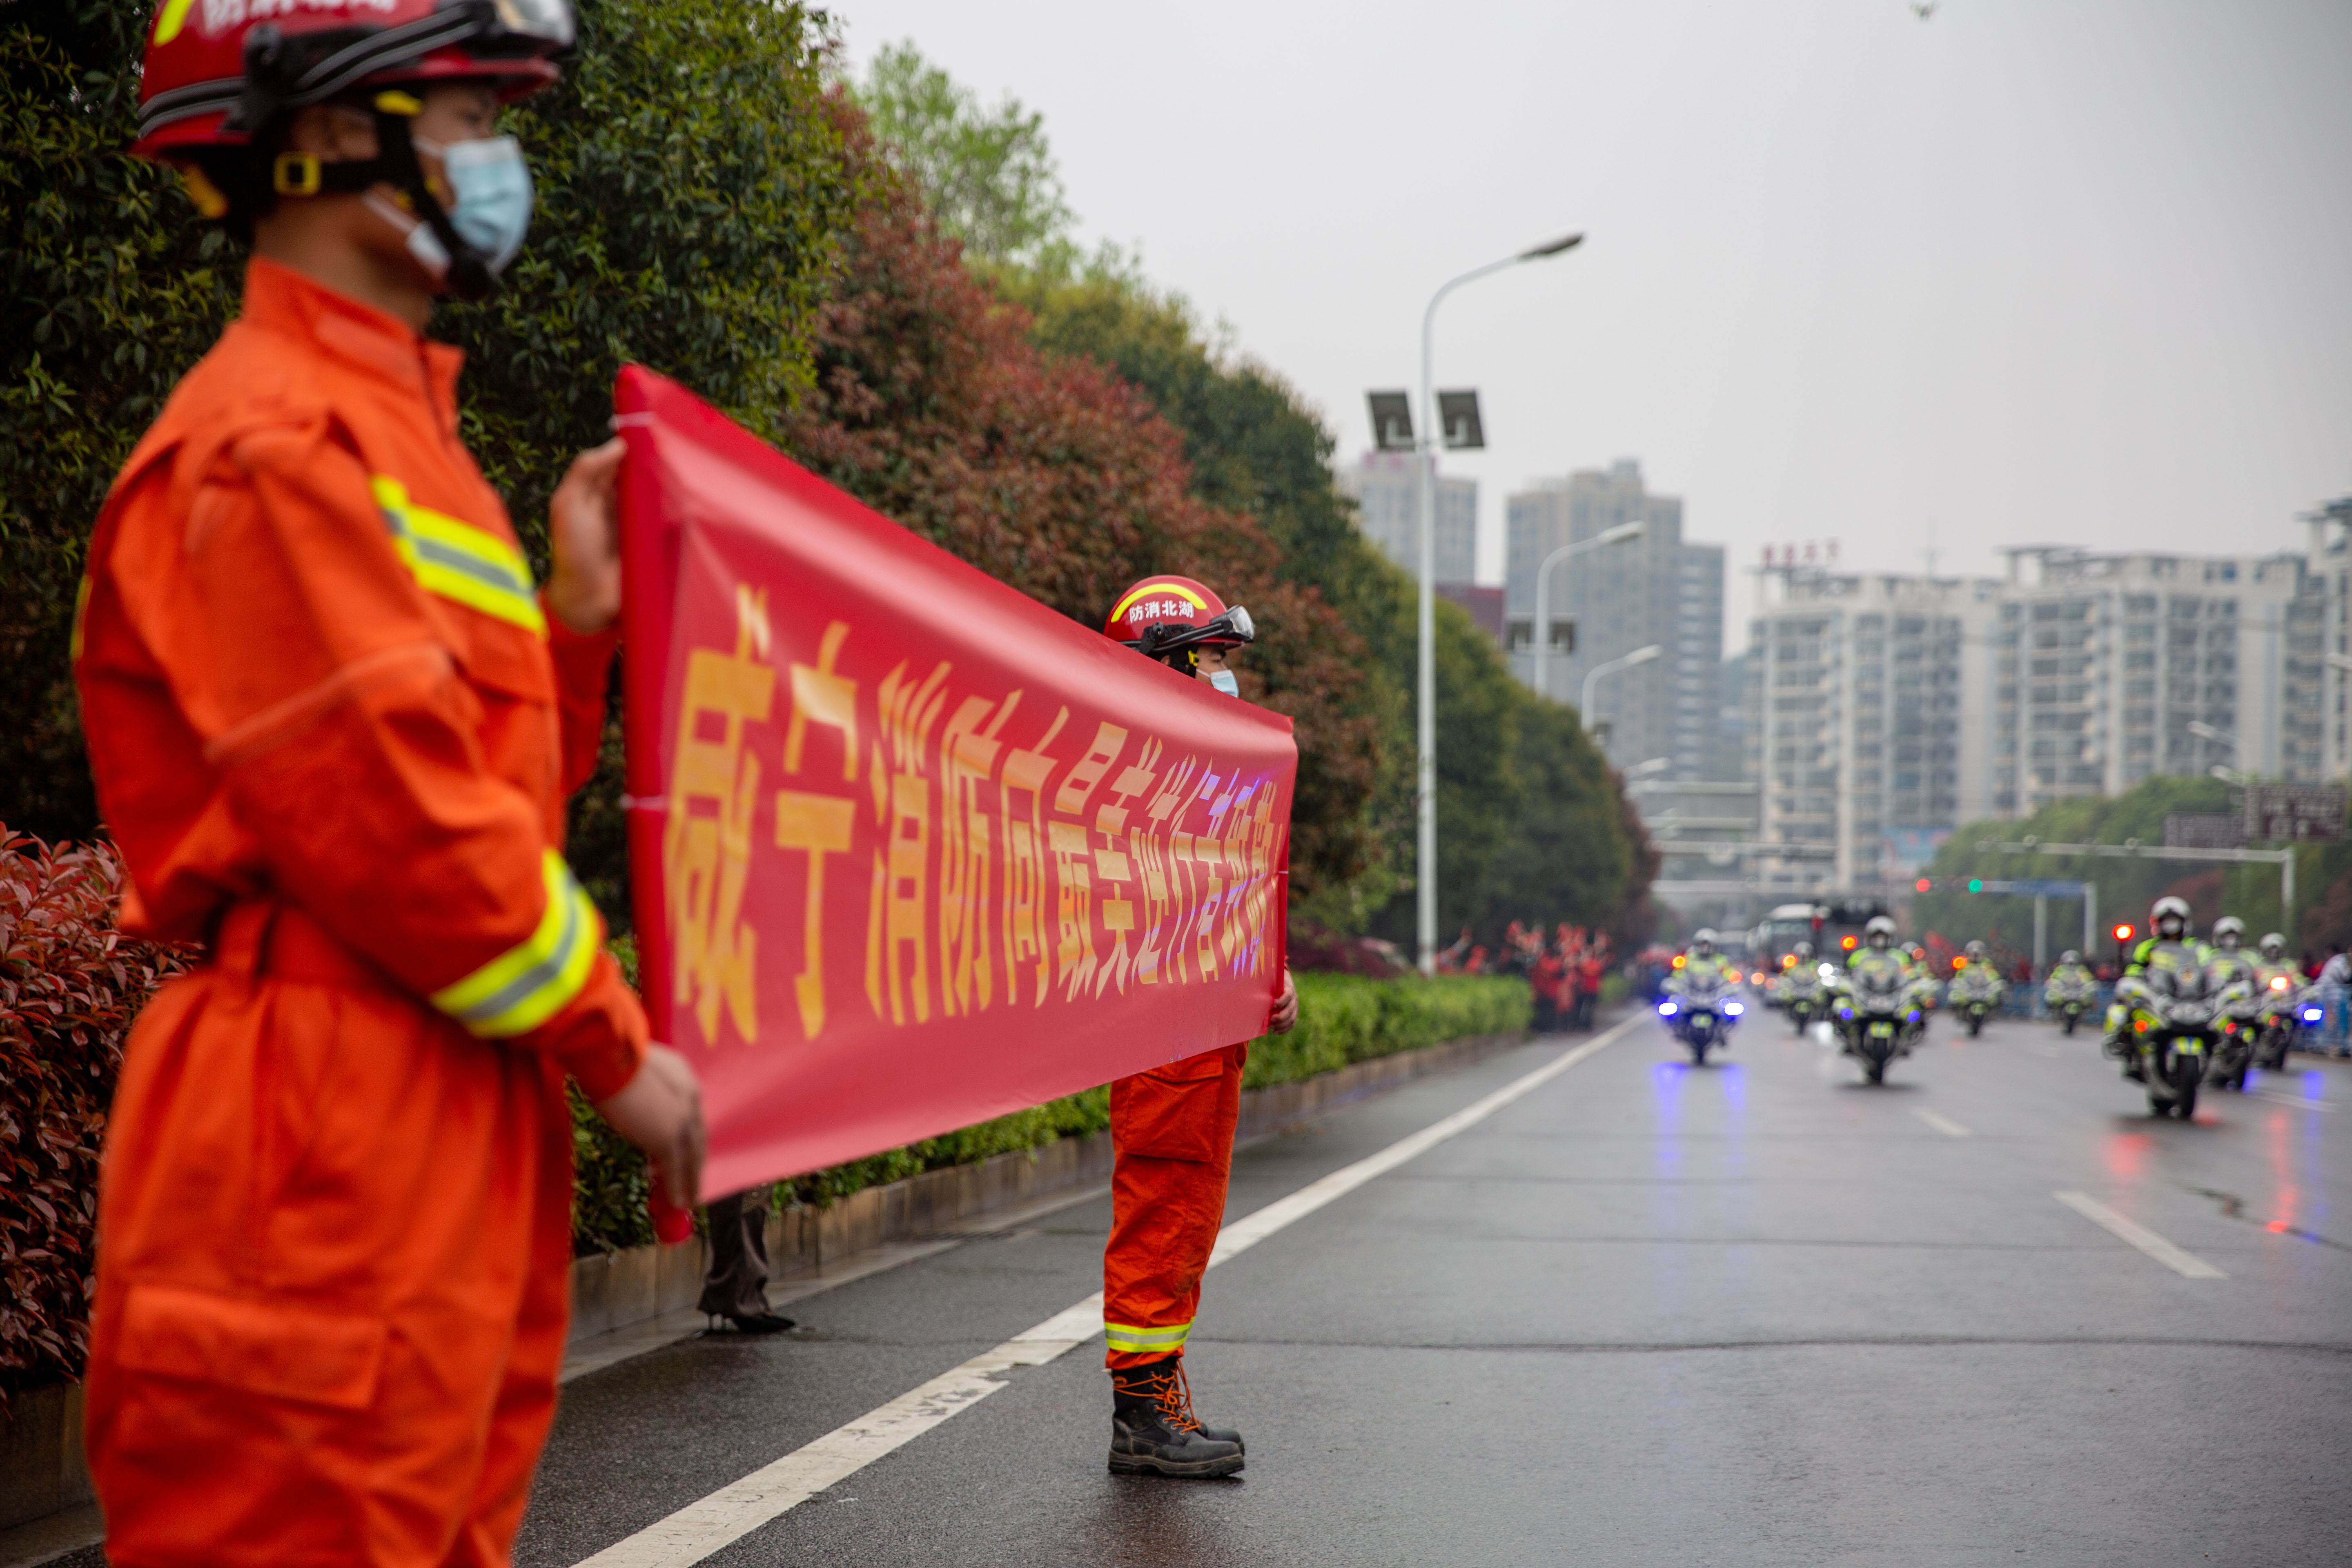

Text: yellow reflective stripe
xmin=430 ymin=851 xmax=601 ymax=1037
xmin=371 ymin=476 xmax=546 ymax=637
xmin=1103 ymin=1320 xmax=1193 ymax=1353
xmin=153 ymin=0 xmax=198 ymax=45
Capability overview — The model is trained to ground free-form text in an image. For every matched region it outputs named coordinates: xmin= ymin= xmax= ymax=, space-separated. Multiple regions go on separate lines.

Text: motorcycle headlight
xmin=1724 ymin=1001 xmax=1743 ymax=1016
xmin=1658 ymin=1002 xmax=1677 ymax=1016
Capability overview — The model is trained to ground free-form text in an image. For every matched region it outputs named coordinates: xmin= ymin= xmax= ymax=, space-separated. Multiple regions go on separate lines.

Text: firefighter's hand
xmin=1268 ymin=966 xmax=1299 ymax=1035
xmin=597 ymin=1043 xmax=706 ymax=1209
xmin=547 ymin=437 xmax=626 ymax=635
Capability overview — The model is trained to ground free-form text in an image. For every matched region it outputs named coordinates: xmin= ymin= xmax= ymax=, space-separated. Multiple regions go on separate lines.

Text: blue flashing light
xmin=2303 ymin=1007 xmax=2325 ymax=1023
xmin=1724 ymin=1001 xmax=1744 ymax=1016
xmin=1658 ymin=1001 xmax=1679 ymax=1016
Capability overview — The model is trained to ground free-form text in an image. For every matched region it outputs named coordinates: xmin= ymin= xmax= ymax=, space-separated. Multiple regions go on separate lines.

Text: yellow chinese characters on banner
xmin=661 ymin=589 xmax=1285 ymax=1052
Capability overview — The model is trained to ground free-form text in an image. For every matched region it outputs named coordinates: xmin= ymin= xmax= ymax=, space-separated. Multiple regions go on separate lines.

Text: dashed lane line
xmin=571 ymin=1018 xmax=1639 ymax=1568
xmin=1911 ymin=1109 xmax=1972 ymax=1138
xmin=2054 ymin=1191 xmax=2227 ymax=1279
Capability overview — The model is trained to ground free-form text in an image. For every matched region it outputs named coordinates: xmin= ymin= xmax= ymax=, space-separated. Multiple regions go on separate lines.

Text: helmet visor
xmin=492 ymin=0 xmax=577 ymax=46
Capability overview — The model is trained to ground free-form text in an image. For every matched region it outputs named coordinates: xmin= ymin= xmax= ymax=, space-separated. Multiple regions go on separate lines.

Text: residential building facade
xmin=1505 ymin=460 xmax=1726 ymax=782
xmin=1337 ymin=452 xmax=1477 ymax=586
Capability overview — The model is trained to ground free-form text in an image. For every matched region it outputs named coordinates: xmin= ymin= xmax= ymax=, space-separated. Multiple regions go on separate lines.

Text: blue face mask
xmin=1207 ymin=670 xmax=1240 ymax=697
xmin=416 ymin=134 xmax=534 ymax=274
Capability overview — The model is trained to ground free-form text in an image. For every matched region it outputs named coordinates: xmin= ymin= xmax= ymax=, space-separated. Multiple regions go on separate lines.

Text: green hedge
xmin=570 ymin=970 xmax=1531 ymax=1254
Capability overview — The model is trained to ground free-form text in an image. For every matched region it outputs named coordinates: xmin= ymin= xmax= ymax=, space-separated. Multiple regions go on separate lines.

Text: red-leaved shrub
xmin=0 ymin=831 xmax=192 ymax=1405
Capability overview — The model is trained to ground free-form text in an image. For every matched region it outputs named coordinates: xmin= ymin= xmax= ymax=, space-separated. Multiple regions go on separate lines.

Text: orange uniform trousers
xmin=85 ymin=903 xmax=576 ymax=1568
xmin=1102 ymin=1044 xmax=1246 ymax=1370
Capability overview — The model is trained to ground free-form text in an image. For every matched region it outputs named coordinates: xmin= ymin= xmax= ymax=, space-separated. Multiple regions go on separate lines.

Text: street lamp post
xmin=1412 ymin=232 xmax=1585 ymax=973
xmin=1580 ymin=644 xmax=1664 ymax=743
xmin=1530 ymin=520 xmax=1643 ymax=699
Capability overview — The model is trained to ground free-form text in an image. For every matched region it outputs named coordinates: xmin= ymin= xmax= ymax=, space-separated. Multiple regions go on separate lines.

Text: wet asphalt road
xmin=520 ymin=1011 xmax=2352 ymax=1568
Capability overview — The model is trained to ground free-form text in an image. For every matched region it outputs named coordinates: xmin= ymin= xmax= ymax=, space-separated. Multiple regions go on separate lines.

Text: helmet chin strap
xmin=368 ymin=105 xmax=498 ymax=302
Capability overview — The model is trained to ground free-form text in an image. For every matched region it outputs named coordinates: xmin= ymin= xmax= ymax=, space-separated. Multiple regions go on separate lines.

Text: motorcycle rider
xmin=1781 ymin=939 xmax=1824 ymax=1025
xmin=2252 ymin=932 xmax=2304 ymax=1063
xmin=2105 ymin=895 xmax=2202 ymax=1082
xmin=1671 ymin=929 xmax=1744 ymax=994
xmin=2206 ymin=916 xmax=2255 ymax=985
xmin=2042 ymin=948 xmax=2097 ymax=1023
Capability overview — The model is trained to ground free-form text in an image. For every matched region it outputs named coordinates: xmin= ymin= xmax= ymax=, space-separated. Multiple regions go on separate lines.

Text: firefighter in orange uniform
xmin=1096 ymin=577 xmax=1299 ymax=1478
xmin=74 ymin=5 xmax=703 ymax=1563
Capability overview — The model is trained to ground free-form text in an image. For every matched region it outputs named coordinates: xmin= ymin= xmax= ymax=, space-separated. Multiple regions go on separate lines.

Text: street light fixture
xmin=1530 ymin=520 xmax=1643 ymax=699
xmin=1408 ymin=231 xmax=1587 ymax=973
xmin=1581 ymin=643 xmax=1664 ymax=731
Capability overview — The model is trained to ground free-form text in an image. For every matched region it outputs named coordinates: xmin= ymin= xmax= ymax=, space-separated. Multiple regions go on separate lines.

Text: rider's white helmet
xmin=1864 ymin=915 xmax=1896 ymax=947
xmin=2058 ymin=949 xmax=2080 ymax=965
xmin=1690 ymin=928 xmax=1717 ymax=957
xmin=2150 ymin=895 xmax=2191 ymax=940
xmin=1964 ymin=939 xmax=1987 ymax=959
xmin=2259 ymin=932 xmax=2286 ymax=960
xmin=2211 ymin=915 xmax=2245 ymax=947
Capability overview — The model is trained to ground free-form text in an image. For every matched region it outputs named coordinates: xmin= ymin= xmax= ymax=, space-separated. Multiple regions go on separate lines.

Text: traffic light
xmin=2112 ymin=924 xmax=2133 ymax=944
xmin=1967 ymin=878 xmax=1983 ymax=893
xmin=1915 ymin=878 xmax=1932 ymax=893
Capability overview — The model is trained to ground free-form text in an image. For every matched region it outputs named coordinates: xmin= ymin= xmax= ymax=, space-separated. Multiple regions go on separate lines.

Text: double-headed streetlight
xmin=1581 ymin=644 xmax=1664 ymax=740
xmin=1529 ymin=520 xmax=1644 ymax=699
xmin=2187 ymin=720 xmax=2245 ymax=782
xmin=1410 ymin=232 xmax=1585 ymax=973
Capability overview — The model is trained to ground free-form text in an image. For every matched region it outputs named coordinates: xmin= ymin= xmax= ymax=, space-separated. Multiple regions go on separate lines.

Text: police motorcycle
xmin=2042 ymin=951 xmax=2098 ymax=1036
xmin=1831 ymin=917 xmax=1922 ymax=1085
xmin=2202 ymin=917 xmax=2262 ymax=1092
xmin=2250 ymin=932 xmax=2305 ymax=1073
xmin=2106 ymin=897 xmax=2215 ymax=1120
xmin=1779 ymin=941 xmax=1828 ymax=1033
xmin=1657 ymin=929 xmax=1745 ymax=1066
xmin=1947 ymin=941 xmax=2006 ymax=1038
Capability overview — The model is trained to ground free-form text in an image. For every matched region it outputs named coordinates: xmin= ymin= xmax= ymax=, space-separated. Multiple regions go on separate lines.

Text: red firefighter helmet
xmin=1102 ymin=575 xmax=1255 ymax=669
xmin=134 ymin=0 xmax=572 ymax=161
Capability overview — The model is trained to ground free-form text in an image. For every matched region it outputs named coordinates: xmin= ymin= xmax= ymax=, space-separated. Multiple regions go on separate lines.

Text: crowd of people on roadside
xmin=1434 ymin=922 xmax=1616 ymax=1031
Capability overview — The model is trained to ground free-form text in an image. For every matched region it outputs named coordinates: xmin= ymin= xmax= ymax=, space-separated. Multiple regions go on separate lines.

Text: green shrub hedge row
xmin=570 ymin=969 xmax=1532 ymax=1254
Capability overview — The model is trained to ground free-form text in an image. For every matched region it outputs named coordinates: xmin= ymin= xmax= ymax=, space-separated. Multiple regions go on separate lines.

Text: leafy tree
xmin=853 ymin=40 xmax=1074 ymax=267
xmin=1913 ymin=773 xmax=2339 ymax=955
xmin=775 ymin=98 xmax=1380 ymax=901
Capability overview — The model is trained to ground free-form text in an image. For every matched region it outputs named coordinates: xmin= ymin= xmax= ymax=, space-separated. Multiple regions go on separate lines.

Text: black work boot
xmin=1109 ymin=1357 xmax=1243 ymax=1477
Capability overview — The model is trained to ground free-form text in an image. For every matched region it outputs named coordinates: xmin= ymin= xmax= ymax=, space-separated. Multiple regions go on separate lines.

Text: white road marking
xmin=2054 ymin=1191 xmax=2227 ymax=1279
xmin=572 ymin=1018 xmax=1638 ymax=1568
xmin=2246 ymin=1090 xmax=2334 ymax=1113
xmin=1912 ymin=1109 xmax=1971 ymax=1138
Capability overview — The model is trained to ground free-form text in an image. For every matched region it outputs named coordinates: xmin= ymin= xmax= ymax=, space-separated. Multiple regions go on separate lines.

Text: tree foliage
xmin=853 ymin=40 xmax=1074 ymax=267
xmin=1912 ymin=773 xmax=2339 ymax=955
xmin=0 ymin=831 xmax=192 ymax=1404
xmin=775 ymin=98 xmax=1382 ymax=899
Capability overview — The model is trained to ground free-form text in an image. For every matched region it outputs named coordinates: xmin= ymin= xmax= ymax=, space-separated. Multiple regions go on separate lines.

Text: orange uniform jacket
xmin=74 ymin=258 xmax=646 ymax=1567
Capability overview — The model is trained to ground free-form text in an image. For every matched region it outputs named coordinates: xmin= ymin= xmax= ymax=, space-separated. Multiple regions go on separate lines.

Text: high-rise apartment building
xmin=1744 ymin=571 xmax=2000 ymax=893
xmin=1742 ymin=541 xmax=2339 ymax=901
xmin=1506 ymin=461 xmax=1725 ymax=781
xmin=1337 ymin=452 xmax=1477 ymax=586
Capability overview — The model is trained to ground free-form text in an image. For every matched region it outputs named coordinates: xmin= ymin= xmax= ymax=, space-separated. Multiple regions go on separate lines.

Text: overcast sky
xmin=835 ymin=0 xmax=2352 ymax=637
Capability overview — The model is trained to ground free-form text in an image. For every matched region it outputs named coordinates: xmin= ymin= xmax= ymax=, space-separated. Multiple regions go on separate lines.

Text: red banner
xmin=615 ymin=368 xmax=1294 ymax=1198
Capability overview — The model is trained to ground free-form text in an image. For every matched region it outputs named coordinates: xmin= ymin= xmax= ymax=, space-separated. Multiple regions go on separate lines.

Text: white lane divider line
xmin=2054 ymin=1191 xmax=2227 ymax=1280
xmin=1911 ymin=1109 xmax=1971 ymax=1138
xmin=574 ymin=1018 xmax=1638 ymax=1568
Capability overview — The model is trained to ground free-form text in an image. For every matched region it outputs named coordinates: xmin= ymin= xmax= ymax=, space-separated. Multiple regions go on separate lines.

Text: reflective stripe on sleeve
xmin=372 ymin=475 xmax=547 ymax=637
xmin=1103 ymin=1320 xmax=1193 ymax=1355
xmin=430 ymin=851 xmax=601 ymax=1037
